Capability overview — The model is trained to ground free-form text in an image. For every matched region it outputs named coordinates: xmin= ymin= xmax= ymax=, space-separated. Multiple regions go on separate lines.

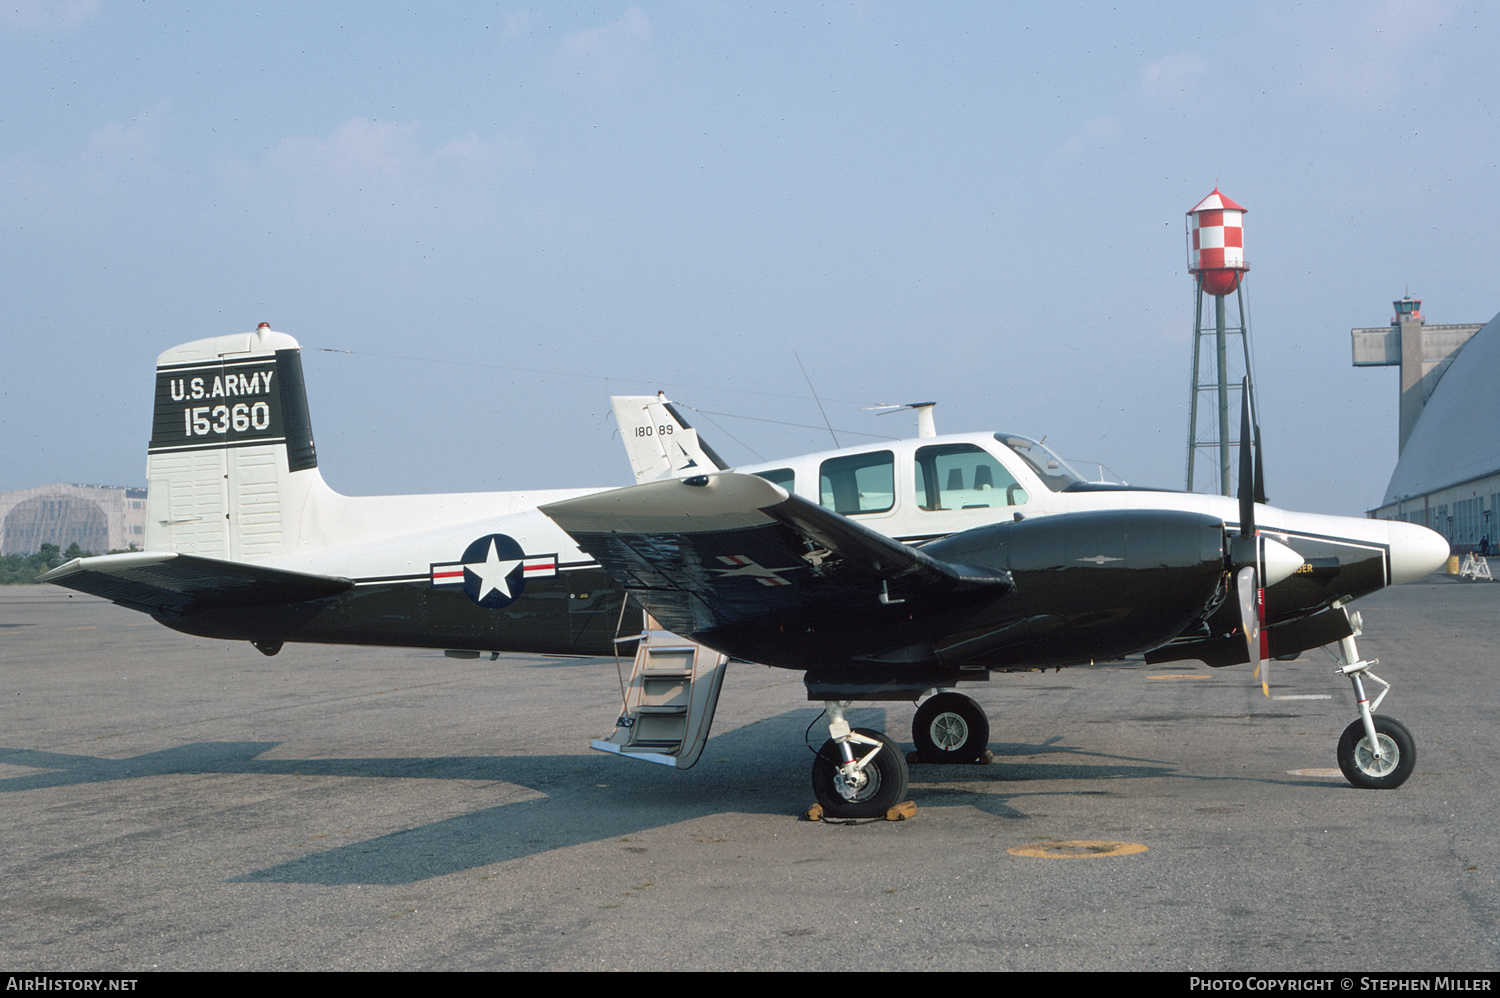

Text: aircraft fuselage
xmin=155 ymin=429 xmax=1442 ymax=669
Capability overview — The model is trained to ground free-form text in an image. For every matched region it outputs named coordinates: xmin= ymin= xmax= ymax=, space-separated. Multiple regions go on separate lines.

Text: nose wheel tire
xmin=1337 ymin=715 xmax=1415 ymax=789
xmin=811 ymin=727 xmax=909 ymax=819
xmin=912 ymin=692 xmax=990 ymax=764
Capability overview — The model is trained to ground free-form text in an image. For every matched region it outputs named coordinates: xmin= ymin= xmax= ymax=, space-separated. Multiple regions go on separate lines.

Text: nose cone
xmin=1387 ymin=521 xmax=1451 ymax=584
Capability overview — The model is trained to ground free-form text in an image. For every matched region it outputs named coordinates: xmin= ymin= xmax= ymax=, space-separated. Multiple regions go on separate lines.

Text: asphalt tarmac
xmin=2 ymin=578 xmax=1496 ymax=972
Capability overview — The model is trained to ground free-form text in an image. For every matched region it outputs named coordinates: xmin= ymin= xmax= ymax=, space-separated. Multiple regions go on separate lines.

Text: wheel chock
xmin=885 ymin=801 xmax=917 ymax=821
xmin=805 ymin=801 xmax=918 ymax=822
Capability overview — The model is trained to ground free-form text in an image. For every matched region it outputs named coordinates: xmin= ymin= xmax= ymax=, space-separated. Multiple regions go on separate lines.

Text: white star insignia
xmin=465 ymin=538 xmax=523 ymax=602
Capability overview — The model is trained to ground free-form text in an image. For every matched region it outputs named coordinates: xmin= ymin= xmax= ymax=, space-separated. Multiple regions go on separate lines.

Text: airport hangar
xmin=0 ymin=483 xmax=146 ymax=556
xmin=1356 ymin=296 xmax=1500 ymax=553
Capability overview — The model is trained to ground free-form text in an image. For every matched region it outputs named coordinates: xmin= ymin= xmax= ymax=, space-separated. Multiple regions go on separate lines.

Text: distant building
xmin=1354 ymin=297 xmax=1500 ymax=552
xmin=0 ymin=484 xmax=148 ymax=556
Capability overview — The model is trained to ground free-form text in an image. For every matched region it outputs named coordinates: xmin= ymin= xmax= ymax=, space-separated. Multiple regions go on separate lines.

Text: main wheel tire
xmin=811 ymin=727 xmax=909 ymax=819
xmin=912 ymin=693 xmax=990 ymax=764
xmin=1337 ymin=716 xmax=1416 ymax=790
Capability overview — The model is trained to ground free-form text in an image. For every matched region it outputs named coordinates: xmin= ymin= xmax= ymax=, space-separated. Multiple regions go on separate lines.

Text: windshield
xmin=993 ymin=434 xmax=1087 ymax=492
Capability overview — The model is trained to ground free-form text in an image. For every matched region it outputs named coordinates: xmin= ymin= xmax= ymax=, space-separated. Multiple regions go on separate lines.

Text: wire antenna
xmin=794 ymin=352 xmax=840 ymax=448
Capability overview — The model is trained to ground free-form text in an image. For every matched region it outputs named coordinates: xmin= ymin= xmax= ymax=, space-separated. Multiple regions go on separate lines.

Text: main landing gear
xmin=810 ymin=702 xmax=909 ymax=819
xmin=1331 ymin=610 xmax=1415 ymax=790
xmin=911 ymin=691 xmax=990 ymax=764
xmin=809 ymin=691 xmax=992 ymax=818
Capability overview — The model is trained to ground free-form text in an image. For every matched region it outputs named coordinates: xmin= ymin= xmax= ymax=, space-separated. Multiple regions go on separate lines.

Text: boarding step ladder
xmin=1459 ymin=552 xmax=1494 ymax=581
xmin=591 ymin=615 xmax=729 ymax=770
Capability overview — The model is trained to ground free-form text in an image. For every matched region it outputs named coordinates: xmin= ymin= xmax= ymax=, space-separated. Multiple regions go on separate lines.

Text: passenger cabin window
xmin=756 ymin=468 xmax=795 ymax=492
xmin=820 ymin=451 xmax=895 ymax=515
xmin=915 ymin=443 xmax=1027 ymax=510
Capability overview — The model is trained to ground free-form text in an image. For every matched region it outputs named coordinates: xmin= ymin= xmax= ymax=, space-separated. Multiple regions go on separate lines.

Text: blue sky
xmin=3 ymin=1 xmax=1494 ymax=514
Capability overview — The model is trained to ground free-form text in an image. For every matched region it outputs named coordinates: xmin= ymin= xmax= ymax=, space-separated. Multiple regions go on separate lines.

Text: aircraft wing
xmin=539 ymin=473 xmax=1009 ymax=639
xmin=40 ymin=551 xmax=353 ymax=617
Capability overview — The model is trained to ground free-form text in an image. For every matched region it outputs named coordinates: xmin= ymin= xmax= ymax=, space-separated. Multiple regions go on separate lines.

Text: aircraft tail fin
xmin=144 ymin=324 xmax=336 ymax=560
xmin=610 ymin=393 xmax=729 ymax=484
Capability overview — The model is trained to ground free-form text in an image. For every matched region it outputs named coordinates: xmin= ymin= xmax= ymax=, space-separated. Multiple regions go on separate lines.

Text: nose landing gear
xmin=1337 ymin=714 xmax=1415 ymax=789
xmin=1331 ymin=612 xmax=1415 ymax=790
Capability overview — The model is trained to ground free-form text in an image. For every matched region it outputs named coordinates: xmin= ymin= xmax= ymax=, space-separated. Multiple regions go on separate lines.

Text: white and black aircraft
xmin=44 ymin=326 xmax=1450 ymax=818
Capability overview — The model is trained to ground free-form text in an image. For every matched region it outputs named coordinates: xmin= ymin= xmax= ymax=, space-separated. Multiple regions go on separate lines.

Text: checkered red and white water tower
xmin=1187 ymin=188 xmax=1248 ymax=297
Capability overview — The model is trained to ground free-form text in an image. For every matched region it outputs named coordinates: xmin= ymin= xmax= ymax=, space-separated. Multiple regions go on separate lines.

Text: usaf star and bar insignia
xmin=429 ymin=534 xmax=557 ymax=609
xmin=712 ymin=554 xmax=795 ymax=587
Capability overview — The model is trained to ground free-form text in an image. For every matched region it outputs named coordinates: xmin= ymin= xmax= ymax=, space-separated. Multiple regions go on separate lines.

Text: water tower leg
xmin=1216 ymin=293 xmax=1231 ymax=496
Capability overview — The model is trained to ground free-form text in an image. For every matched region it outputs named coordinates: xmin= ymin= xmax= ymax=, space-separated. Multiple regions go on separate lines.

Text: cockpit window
xmin=820 ymin=451 xmax=895 ymax=514
xmin=993 ymin=434 xmax=1086 ymax=492
xmin=756 ymin=468 xmax=795 ymax=492
xmin=915 ymin=444 xmax=1027 ymax=510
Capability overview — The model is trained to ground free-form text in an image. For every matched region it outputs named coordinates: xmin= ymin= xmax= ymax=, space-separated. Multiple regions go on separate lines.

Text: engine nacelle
xmin=923 ymin=509 xmax=1228 ymax=667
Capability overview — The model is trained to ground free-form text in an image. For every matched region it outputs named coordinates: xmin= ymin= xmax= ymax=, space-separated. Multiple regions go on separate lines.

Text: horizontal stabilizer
xmin=540 ymin=473 xmax=1008 ymax=638
xmin=41 ymin=551 xmax=352 ymax=618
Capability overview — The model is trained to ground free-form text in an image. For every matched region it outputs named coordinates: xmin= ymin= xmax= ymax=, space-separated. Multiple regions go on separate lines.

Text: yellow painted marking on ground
xmin=1287 ymin=768 xmax=1343 ymax=778
xmin=63 ymin=626 xmax=97 ymax=631
xmin=1147 ymin=674 xmax=1209 ymax=680
xmin=1273 ymin=694 xmax=1332 ymax=700
xmin=1007 ymin=840 xmax=1148 ymax=859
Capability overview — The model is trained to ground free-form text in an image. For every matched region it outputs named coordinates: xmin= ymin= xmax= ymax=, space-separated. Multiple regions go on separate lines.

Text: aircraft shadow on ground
xmin=1 ymin=710 xmax=1297 ymax=885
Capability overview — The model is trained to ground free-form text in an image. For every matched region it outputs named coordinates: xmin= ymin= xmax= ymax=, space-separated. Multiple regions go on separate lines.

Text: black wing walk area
xmin=540 ymin=474 xmax=1010 ymax=648
xmin=40 ymin=552 xmax=353 ymax=618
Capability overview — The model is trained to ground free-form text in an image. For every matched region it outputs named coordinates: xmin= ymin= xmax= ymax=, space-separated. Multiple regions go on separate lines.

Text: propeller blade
xmin=1250 ymin=386 xmax=1267 ymax=506
xmin=1235 ymin=565 xmax=1259 ymax=663
xmin=1235 ymin=379 xmax=1272 ymax=696
xmin=1238 ymin=377 xmax=1255 ymax=537
xmin=1251 ymin=580 xmax=1269 ymax=697
xmin=1237 ymin=563 xmax=1271 ymax=697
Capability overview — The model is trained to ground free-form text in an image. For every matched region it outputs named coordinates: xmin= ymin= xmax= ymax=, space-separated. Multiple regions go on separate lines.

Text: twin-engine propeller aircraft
xmin=44 ymin=326 xmax=1449 ymax=819
xmin=552 ymin=390 xmax=1449 ymax=814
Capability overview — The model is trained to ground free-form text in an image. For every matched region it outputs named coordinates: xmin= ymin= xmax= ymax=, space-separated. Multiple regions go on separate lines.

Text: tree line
xmin=0 ymin=543 xmax=132 ymax=584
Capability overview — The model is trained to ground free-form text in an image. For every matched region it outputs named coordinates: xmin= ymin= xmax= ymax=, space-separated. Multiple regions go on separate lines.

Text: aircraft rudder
xmin=144 ymin=324 xmax=329 ymax=558
xmin=610 ymin=393 xmax=728 ymax=484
